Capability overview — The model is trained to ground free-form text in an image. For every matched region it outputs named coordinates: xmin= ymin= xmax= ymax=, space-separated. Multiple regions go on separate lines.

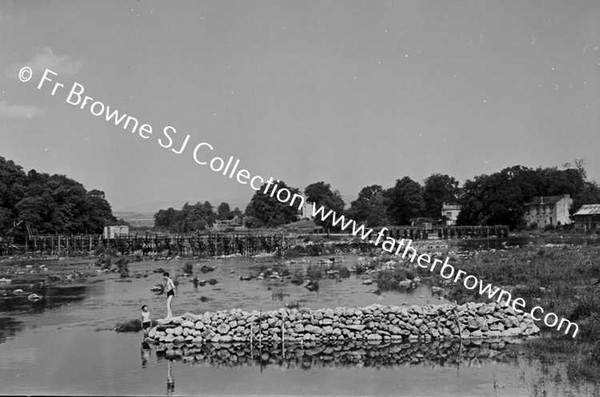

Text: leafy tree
xmin=456 ymin=164 xmax=596 ymax=229
xmin=243 ymin=216 xmax=264 ymax=229
xmin=384 ymin=177 xmax=424 ymax=225
xmin=217 ymin=202 xmax=233 ymax=220
xmin=245 ymin=181 xmax=301 ymax=227
xmin=346 ymin=185 xmax=388 ymax=226
xmin=154 ymin=201 xmax=216 ymax=232
xmin=232 ymin=207 xmax=243 ymax=218
xmin=0 ymin=157 xmax=116 ymax=235
xmin=154 ymin=207 xmax=183 ymax=232
xmin=305 ymin=182 xmax=345 ymax=234
xmin=423 ymin=174 xmax=459 ymax=219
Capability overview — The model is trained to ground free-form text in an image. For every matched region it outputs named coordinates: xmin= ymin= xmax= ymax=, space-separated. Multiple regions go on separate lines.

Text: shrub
xmin=306 ymin=265 xmax=323 ymax=280
xmin=182 ymin=262 xmax=194 ymax=275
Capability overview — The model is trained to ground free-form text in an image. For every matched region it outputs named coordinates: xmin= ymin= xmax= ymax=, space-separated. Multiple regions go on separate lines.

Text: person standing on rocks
xmin=163 ymin=272 xmax=176 ymax=321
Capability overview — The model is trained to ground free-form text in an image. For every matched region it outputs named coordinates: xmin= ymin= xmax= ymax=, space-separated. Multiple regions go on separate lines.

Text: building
xmin=524 ymin=194 xmax=572 ymax=228
xmin=573 ymin=204 xmax=600 ymax=232
xmin=212 ymin=216 xmax=244 ymax=231
xmin=300 ymin=201 xmax=315 ymax=220
xmin=441 ymin=203 xmax=462 ymax=226
xmin=103 ymin=225 xmax=129 ymax=239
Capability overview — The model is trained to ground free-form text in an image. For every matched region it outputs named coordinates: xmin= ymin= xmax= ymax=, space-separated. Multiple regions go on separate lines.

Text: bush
xmin=376 ymin=268 xmax=410 ymax=291
xmin=306 ymin=265 xmax=323 ymax=280
xmin=182 ymin=262 xmax=194 ymax=275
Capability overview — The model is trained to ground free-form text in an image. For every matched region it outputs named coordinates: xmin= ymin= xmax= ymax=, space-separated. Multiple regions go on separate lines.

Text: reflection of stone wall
xmin=147 ymin=303 xmax=540 ymax=346
xmin=154 ymin=339 xmax=519 ymax=368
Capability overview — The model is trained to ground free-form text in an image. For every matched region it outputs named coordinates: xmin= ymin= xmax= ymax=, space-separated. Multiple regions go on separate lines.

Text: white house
xmin=441 ymin=203 xmax=461 ymax=226
xmin=524 ymin=194 xmax=572 ymax=228
xmin=103 ymin=225 xmax=129 ymax=239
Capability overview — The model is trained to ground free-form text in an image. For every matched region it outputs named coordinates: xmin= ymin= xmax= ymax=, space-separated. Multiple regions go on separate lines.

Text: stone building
xmin=441 ymin=203 xmax=461 ymax=226
xmin=523 ymin=194 xmax=572 ymax=228
xmin=573 ymin=204 xmax=600 ymax=232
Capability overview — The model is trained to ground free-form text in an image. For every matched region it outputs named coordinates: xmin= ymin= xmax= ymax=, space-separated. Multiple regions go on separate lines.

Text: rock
xmin=367 ymin=333 xmax=382 ymax=342
xmin=220 ymin=335 xmax=233 ymax=343
xmin=194 ymin=321 xmax=205 ymax=330
xmin=346 ymin=324 xmax=366 ymax=332
xmin=182 ymin=320 xmax=195 ymax=329
xmin=217 ymin=323 xmax=230 ymax=335
xmin=173 ymin=326 xmax=183 ymax=336
xmin=470 ymin=330 xmax=483 ymax=338
xmin=502 ymin=327 xmax=523 ymax=337
xmin=174 ymin=335 xmax=185 ymax=344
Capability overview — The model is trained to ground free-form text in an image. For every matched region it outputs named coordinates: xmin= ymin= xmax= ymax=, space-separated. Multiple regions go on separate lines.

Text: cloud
xmin=8 ymin=47 xmax=83 ymax=79
xmin=0 ymin=101 xmax=44 ymax=119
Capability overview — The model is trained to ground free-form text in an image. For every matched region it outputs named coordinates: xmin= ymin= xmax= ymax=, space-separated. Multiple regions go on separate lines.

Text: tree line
xmin=3 ymin=155 xmax=595 ymax=235
xmin=0 ymin=156 xmax=117 ymax=236
xmin=153 ymin=160 xmax=600 ymax=232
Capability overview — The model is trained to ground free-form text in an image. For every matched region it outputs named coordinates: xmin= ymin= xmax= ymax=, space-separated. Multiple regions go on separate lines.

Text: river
xmin=0 ymin=255 xmax=598 ymax=396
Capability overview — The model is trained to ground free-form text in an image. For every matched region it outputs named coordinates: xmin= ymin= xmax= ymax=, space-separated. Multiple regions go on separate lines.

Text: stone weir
xmin=146 ymin=302 xmax=540 ymax=345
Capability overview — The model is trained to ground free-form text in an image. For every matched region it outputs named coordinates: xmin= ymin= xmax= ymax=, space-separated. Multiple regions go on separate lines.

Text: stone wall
xmin=146 ymin=302 xmax=540 ymax=345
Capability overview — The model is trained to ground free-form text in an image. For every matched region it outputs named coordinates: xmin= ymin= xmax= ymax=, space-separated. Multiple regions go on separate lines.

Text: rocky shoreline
xmin=146 ymin=302 xmax=541 ymax=345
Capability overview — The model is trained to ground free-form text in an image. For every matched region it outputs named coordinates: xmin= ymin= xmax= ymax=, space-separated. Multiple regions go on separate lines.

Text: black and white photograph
xmin=1 ymin=1 xmax=599 ymax=396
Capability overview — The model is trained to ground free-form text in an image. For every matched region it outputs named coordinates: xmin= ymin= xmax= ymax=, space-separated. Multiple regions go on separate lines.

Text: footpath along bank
xmin=146 ymin=302 xmax=540 ymax=345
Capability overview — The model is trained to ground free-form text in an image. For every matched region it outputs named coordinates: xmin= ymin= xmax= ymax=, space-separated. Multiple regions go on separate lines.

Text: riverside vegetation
xmin=426 ymin=245 xmax=600 ymax=382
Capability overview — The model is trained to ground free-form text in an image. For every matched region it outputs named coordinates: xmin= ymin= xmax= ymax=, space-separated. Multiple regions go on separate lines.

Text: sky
xmin=1 ymin=0 xmax=599 ymax=212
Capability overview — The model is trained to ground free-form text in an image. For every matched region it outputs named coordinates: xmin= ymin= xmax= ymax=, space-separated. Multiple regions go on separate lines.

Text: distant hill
xmin=113 ymin=212 xmax=155 ymax=228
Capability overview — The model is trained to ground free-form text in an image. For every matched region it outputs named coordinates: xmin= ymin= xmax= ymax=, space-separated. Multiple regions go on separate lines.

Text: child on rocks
xmin=141 ymin=305 xmax=152 ymax=336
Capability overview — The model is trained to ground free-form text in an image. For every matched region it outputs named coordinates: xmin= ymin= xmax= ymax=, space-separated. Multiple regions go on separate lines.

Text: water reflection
xmin=141 ymin=341 xmax=151 ymax=368
xmin=153 ymin=339 xmax=520 ymax=370
xmin=166 ymin=359 xmax=175 ymax=396
xmin=0 ymin=317 xmax=24 ymax=344
xmin=0 ymin=285 xmax=89 ymax=315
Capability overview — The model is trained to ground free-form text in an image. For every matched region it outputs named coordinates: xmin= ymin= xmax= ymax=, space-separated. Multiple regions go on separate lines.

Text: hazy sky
xmin=1 ymin=0 xmax=599 ymax=212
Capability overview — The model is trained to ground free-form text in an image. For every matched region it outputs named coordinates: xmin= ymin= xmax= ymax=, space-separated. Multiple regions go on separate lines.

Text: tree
xmin=217 ymin=202 xmax=233 ymax=220
xmin=154 ymin=208 xmax=183 ymax=232
xmin=245 ymin=181 xmax=301 ymax=227
xmin=305 ymin=182 xmax=345 ymax=233
xmin=455 ymin=164 xmax=593 ymax=229
xmin=0 ymin=157 xmax=116 ymax=235
xmin=346 ymin=185 xmax=388 ymax=226
xmin=423 ymin=174 xmax=459 ymax=219
xmin=384 ymin=177 xmax=424 ymax=225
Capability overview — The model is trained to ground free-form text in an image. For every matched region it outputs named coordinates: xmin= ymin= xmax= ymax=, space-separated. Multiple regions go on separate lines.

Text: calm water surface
xmin=0 ymin=255 xmax=598 ymax=396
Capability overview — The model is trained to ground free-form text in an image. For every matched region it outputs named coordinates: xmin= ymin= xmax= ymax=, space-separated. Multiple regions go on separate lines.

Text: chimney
xmin=540 ymin=196 xmax=544 ymax=205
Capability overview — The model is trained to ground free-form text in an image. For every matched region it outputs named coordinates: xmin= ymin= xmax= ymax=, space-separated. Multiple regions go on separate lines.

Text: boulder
xmin=217 ymin=323 xmax=230 ymax=335
xmin=182 ymin=320 xmax=195 ymax=329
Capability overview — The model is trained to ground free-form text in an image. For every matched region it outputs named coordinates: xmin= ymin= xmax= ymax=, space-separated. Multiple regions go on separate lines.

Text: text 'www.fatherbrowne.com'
xmin=22 ymin=66 xmax=579 ymax=338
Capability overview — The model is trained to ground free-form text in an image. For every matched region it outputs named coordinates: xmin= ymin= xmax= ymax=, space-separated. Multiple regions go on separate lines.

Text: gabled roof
xmin=525 ymin=195 xmax=568 ymax=206
xmin=573 ymin=204 xmax=600 ymax=216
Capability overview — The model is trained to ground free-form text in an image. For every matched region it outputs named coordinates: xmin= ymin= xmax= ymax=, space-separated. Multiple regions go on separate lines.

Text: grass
xmin=115 ymin=318 xmax=142 ymax=332
xmin=432 ymin=245 xmax=600 ymax=382
xmin=376 ymin=268 xmax=416 ymax=291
